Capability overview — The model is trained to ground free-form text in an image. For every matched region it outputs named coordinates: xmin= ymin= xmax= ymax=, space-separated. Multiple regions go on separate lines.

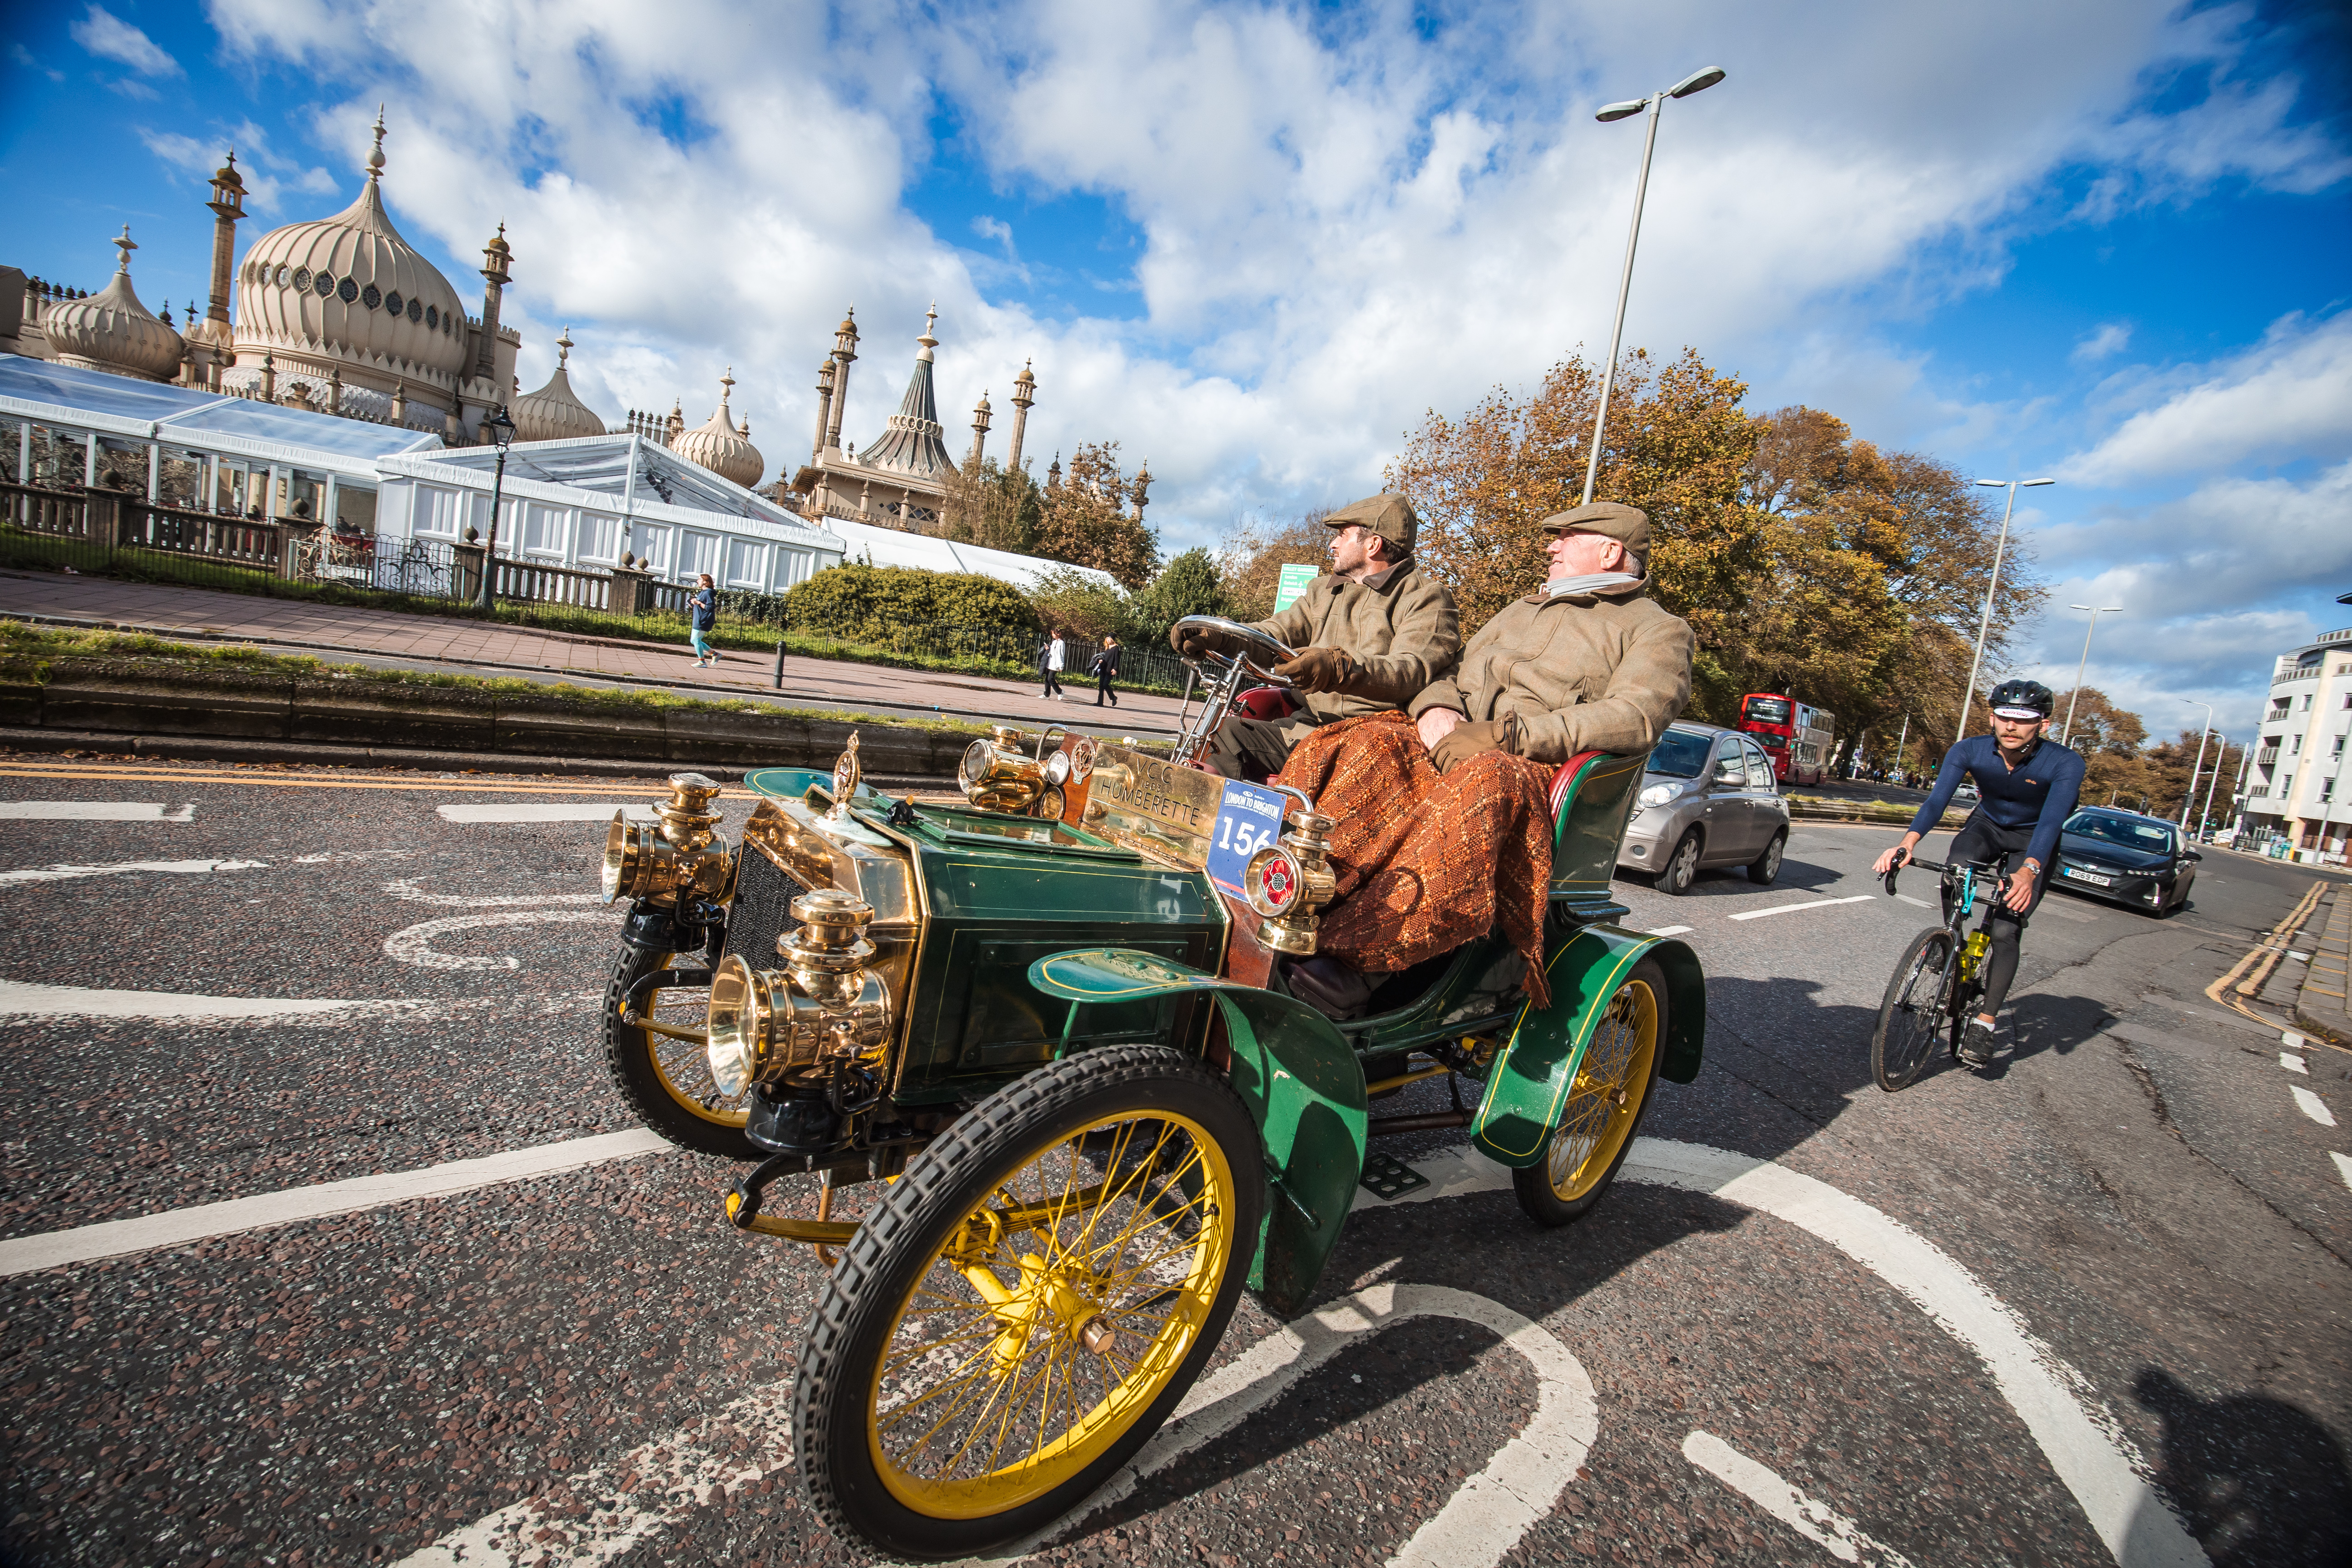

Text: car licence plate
xmin=2062 ymin=867 xmax=2111 ymax=887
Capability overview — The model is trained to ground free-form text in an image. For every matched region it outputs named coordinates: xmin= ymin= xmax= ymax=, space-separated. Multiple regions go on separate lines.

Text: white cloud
xmin=137 ymin=125 xmax=337 ymax=217
xmin=2072 ymin=322 xmax=2132 ymax=365
xmin=2063 ymin=313 xmax=2352 ymax=485
xmin=971 ymin=216 xmax=1015 ymax=256
xmin=12 ymin=43 xmax=66 ymax=81
xmin=71 ymin=5 xmax=181 ymax=78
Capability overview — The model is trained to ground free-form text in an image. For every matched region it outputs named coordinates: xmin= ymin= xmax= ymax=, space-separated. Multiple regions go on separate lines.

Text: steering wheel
xmin=1172 ymin=614 xmax=1299 ymax=688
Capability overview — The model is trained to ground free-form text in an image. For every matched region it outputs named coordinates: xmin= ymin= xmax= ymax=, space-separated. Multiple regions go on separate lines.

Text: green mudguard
xmin=1472 ymin=926 xmax=1705 ymax=1168
xmin=1027 ymin=948 xmax=1369 ymax=1317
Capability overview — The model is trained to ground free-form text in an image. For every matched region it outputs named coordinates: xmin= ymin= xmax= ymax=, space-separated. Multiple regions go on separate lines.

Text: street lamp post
xmin=1580 ymin=65 xmax=1726 ymax=508
xmin=475 ymin=405 xmax=518 ymax=611
xmin=1955 ymin=476 xmax=2054 ymax=741
xmin=2198 ymin=735 xmax=2228 ymax=841
xmin=2179 ymin=700 xmax=2214 ymax=830
xmin=2057 ymin=603 xmax=2124 ymax=746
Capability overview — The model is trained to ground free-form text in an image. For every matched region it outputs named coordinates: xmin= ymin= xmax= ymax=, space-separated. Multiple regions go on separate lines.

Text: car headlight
xmin=1638 ymin=784 xmax=1681 ymax=808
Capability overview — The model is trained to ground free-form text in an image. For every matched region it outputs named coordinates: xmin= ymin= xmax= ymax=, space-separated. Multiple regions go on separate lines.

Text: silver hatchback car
xmin=1617 ymin=721 xmax=1793 ymax=894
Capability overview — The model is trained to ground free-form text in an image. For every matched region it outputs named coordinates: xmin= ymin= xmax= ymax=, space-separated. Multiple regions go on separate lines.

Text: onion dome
xmin=231 ymin=110 xmax=470 ymax=385
xmin=512 ymin=327 xmax=607 ymax=441
xmin=672 ymin=369 xmax=765 ymax=487
xmin=48 ymin=227 xmax=185 ymax=383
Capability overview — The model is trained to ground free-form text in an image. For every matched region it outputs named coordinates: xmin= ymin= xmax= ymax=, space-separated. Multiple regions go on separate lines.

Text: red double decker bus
xmin=1739 ymin=693 xmax=1836 ymax=785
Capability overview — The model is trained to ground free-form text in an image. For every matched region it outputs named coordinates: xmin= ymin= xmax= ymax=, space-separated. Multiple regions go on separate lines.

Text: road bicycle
xmin=1870 ymin=853 xmax=2013 ymax=1091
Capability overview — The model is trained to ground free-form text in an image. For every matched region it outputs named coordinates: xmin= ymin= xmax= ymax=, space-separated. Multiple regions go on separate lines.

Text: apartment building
xmin=2242 ymin=626 xmax=2352 ymax=862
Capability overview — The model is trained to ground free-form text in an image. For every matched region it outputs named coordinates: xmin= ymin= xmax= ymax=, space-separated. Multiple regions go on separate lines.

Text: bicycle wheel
xmin=1873 ymin=927 xmax=1955 ymax=1092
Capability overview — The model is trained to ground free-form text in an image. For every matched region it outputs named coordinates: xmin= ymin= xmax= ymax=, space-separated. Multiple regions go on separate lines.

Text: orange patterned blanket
xmin=1272 ymin=710 xmax=1556 ymax=1009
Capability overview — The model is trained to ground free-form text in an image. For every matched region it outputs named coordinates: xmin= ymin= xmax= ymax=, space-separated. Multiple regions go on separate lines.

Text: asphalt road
xmin=2 ymin=755 xmax=2347 ymax=1568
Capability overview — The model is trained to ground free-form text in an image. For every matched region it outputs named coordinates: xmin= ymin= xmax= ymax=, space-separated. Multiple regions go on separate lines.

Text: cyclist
xmin=1870 ymin=679 xmax=2084 ymax=1066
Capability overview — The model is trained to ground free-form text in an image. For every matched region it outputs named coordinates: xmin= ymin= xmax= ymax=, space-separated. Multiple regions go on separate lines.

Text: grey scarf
xmin=1543 ymin=571 xmax=1644 ymax=599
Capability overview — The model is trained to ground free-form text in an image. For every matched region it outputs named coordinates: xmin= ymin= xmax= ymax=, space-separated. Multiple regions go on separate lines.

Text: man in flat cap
xmin=1173 ymin=493 xmax=1460 ymax=779
xmin=1408 ymin=500 xmax=1692 ymax=771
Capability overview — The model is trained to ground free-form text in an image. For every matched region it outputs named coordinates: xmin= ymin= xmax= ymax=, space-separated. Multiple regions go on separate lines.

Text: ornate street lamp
xmin=476 ymin=404 xmax=518 ymax=610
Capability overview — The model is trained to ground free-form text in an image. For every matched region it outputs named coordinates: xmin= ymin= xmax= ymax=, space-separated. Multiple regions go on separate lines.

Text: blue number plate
xmin=1205 ymin=779 xmax=1288 ymax=897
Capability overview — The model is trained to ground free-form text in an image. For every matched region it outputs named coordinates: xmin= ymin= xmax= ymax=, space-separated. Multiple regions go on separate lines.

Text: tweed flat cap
xmin=1540 ymin=500 xmax=1649 ymax=562
xmin=1323 ymin=493 xmax=1418 ymax=554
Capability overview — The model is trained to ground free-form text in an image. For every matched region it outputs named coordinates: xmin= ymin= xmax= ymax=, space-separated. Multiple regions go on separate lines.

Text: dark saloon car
xmin=2049 ymin=807 xmax=2200 ymax=915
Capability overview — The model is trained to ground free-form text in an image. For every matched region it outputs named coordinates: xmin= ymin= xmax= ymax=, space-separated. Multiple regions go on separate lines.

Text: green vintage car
xmin=593 ymin=617 xmax=1703 ymax=1558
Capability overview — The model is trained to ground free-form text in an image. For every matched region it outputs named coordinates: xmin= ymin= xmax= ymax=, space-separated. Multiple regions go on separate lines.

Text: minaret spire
xmin=824 ymin=306 xmax=859 ymax=453
xmin=969 ymin=389 xmax=992 ymax=466
xmin=366 ymin=105 xmax=387 ymax=183
xmin=1007 ymin=358 xmax=1037 ymax=472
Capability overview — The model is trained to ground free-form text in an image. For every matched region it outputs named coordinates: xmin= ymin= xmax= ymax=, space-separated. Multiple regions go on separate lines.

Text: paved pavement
xmin=2295 ymin=884 xmax=2350 ymax=1045
xmin=2 ymin=756 xmax=2349 ymax=1567
xmin=0 ymin=570 xmax=1186 ymax=737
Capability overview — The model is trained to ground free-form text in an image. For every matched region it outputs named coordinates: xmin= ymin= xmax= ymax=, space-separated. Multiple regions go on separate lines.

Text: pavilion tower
xmin=1007 ymin=359 xmax=1036 ymax=471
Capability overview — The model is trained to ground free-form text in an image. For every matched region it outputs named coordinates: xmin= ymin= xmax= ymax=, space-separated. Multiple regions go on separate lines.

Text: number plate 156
xmin=1205 ymin=779 xmax=1288 ymax=897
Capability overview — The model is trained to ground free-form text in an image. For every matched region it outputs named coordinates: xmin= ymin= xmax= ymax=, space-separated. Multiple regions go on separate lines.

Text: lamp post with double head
xmin=2058 ymin=603 xmax=2124 ymax=746
xmin=2179 ymin=700 xmax=2215 ymax=831
xmin=1580 ymin=65 xmax=1726 ymax=508
xmin=1955 ymin=476 xmax=2054 ymax=741
xmin=475 ymin=405 xmax=518 ymax=611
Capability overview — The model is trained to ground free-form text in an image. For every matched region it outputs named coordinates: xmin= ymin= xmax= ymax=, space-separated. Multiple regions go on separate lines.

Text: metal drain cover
xmin=1358 ymin=1149 xmax=1430 ymax=1200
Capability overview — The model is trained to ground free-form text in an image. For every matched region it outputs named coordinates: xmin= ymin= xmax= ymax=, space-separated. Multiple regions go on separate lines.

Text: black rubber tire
xmin=601 ymin=942 xmax=756 ymax=1159
xmin=1657 ymin=829 xmax=1702 ymax=896
xmin=795 ymin=1045 xmax=1265 ymax=1561
xmin=1513 ymin=957 xmax=1669 ymax=1227
xmin=1873 ymin=928 xmax=1955 ymax=1092
xmin=1747 ymin=830 xmax=1786 ymax=887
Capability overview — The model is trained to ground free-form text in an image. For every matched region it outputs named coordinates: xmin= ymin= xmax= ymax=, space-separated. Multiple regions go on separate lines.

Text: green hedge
xmin=783 ymin=564 xmax=1042 ymax=646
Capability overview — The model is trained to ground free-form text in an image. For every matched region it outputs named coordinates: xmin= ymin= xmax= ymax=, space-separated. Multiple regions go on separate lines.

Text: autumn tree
xmin=1217 ymin=510 xmax=1331 ymax=622
xmin=2139 ymin=729 xmax=2245 ymax=827
xmin=1388 ymin=348 xmax=1763 ymax=646
xmin=1132 ymin=547 xmax=1228 ymax=646
xmin=1035 ymin=441 xmax=1160 ymax=589
xmin=941 ymin=455 xmax=1045 ymax=555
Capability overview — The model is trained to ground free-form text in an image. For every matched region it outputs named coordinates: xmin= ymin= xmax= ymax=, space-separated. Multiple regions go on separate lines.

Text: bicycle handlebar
xmin=1882 ymin=850 xmax=2010 ymax=902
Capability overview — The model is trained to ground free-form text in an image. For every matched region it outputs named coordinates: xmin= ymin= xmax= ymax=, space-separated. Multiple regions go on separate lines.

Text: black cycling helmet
xmin=1987 ymin=678 xmax=2055 ymax=721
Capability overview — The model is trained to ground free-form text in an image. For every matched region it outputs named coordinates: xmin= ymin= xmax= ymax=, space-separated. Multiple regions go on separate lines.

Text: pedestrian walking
xmin=689 ymin=574 xmax=717 ymax=668
xmin=1040 ymin=626 xmax=1066 ymax=699
xmin=1091 ymin=634 xmax=1121 ymax=707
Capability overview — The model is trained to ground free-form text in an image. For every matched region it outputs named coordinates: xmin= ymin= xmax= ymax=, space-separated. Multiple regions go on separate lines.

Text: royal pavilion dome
xmin=230 ymin=110 xmax=472 ymax=409
xmin=671 ymin=369 xmax=764 ymax=488
xmin=47 ymin=227 xmax=185 ymax=384
xmin=512 ymin=328 xmax=609 ymax=442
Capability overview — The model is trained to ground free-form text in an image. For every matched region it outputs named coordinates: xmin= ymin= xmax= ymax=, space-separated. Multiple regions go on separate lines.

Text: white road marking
xmin=0 ymin=857 xmax=267 ymax=887
xmin=1647 ymin=925 xmax=1694 ymax=937
xmin=2281 ymin=1052 xmax=2308 ymax=1075
xmin=399 ymin=1282 xmax=1595 ymax=1568
xmin=0 ymin=980 xmax=424 ymax=1025
xmin=2332 ymin=1153 xmax=2352 ymax=1194
xmin=0 ymin=801 xmax=193 ymax=821
xmin=2283 ymin=1030 xmax=2305 ymax=1048
xmin=1729 ymin=894 xmax=1877 ymax=922
xmin=0 ymin=1130 xmax=670 ymax=1278
xmin=383 ymin=876 xmax=602 ymax=907
xmin=436 ymin=803 xmax=656 ymax=824
xmin=1349 ymin=1139 xmax=2203 ymax=1568
xmin=1893 ymin=893 xmax=1935 ymax=909
xmin=1682 ymin=1430 xmax=1915 ymax=1566
xmin=2292 ymin=1086 xmax=2337 ymax=1128
xmin=383 ymin=909 xmax=613 ymax=970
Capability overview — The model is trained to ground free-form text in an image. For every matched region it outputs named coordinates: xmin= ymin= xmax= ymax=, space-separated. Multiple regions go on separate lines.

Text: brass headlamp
xmin=957 ymin=725 xmax=1074 ymax=817
xmin=600 ymin=772 xmax=737 ymax=905
xmin=1243 ymin=789 xmax=1337 ymax=955
xmin=706 ymin=888 xmax=894 ymax=1096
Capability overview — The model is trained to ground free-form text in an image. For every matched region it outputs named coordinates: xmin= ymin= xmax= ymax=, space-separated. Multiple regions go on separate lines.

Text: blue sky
xmin=3 ymin=0 xmax=2348 ymax=737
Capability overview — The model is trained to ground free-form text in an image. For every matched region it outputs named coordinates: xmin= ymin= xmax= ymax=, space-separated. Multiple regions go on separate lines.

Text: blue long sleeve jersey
xmin=1908 ymin=734 xmax=2086 ymax=871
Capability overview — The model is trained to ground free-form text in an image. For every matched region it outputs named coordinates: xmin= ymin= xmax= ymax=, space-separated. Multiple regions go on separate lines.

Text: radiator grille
xmin=723 ymin=849 xmax=809 ymax=971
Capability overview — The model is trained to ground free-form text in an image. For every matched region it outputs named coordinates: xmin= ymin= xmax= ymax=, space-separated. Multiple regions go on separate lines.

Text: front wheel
xmin=1657 ymin=830 xmax=1702 ymax=896
xmin=1514 ymin=956 xmax=1667 ymax=1227
xmin=1873 ymin=928 xmax=1955 ymax=1092
xmin=795 ymin=1045 xmax=1264 ymax=1561
xmin=601 ymin=942 xmax=755 ymax=1158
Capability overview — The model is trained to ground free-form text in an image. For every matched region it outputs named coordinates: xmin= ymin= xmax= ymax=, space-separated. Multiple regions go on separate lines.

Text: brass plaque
xmin=1080 ymin=746 xmax=1223 ymax=869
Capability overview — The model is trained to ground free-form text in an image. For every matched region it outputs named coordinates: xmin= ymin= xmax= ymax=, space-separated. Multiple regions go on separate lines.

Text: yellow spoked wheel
xmin=600 ymin=944 xmax=754 ymax=1159
xmin=796 ymin=1045 xmax=1263 ymax=1561
xmin=1514 ymin=955 xmax=1667 ymax=1227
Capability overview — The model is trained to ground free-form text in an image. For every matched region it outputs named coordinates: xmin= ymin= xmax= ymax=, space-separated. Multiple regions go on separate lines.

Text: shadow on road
xmin=2132 ymin=1366 xmax=2352 ymax=1567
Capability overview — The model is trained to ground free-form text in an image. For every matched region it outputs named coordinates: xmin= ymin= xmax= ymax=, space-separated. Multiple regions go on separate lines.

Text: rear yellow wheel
xmin=1514 ymin=956 xmax=1666 ymax=1226
xmin=797 ymin=1046 xmax=1262 ymax=1559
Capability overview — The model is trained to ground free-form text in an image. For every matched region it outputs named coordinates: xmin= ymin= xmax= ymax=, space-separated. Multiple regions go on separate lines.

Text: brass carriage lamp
xmin=707 ymin=888 xmax=892 ymax=1097
xmin=1243 ymin=792 xmax=1337 ymax=954
xmin=600 ymin=771 xmax=733 ymax=904
xmin=958 ymin=725 xmax=1072 ymax=817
